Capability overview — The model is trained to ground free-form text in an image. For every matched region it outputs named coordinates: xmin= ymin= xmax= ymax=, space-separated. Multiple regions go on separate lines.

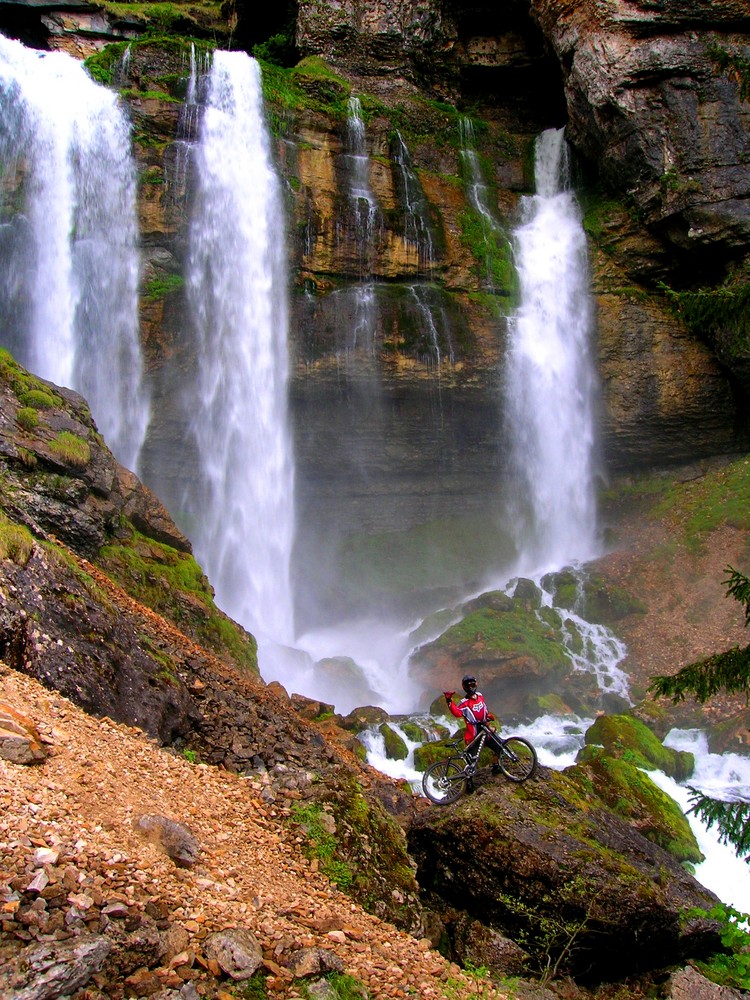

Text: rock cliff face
xmin=1 ymin=2 xmax=749 ymax=594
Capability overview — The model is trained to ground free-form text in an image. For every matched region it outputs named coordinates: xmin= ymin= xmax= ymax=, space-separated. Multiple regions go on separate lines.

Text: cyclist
xmin=444 ymin=675 xmax=501 ymax=780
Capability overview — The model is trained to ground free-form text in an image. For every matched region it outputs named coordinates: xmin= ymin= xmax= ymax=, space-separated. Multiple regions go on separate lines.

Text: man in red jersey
xmin=444 ymin=674 xmax=502 ymax=781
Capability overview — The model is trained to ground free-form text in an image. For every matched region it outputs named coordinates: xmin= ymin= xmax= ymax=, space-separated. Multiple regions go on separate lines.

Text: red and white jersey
xmin=448 ymin=691 xmax=493 ymax=742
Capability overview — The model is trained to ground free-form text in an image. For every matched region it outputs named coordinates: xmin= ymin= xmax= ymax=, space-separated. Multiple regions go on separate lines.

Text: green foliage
xmin=708 ymin=43 xmax=750 ymax=101
xmin=289 ymin=802 xmax=354 ymax=890
xmin=689 ymin=903 xmax=750 ymax=989
xmin=687 ymin=792 xmax=750 ymax=861
xmin=442 ymin=961 xmax=496 ymax=999
xmin=0 ymin=511 xmax=34 ymax=566
xmin=237 ymin=972 xmax=270 ymax=999
xmin=661 ymin=281 xmax=750 ymax=354
xmin=181 ymin=748 xmax=199 ymax=763
xmin=19 ymin=388 xmax=57 ymax=409
xmin=581 ymin=714 xmax=694 ymax=780
xmin=94 ymin=2 xmax=223 ymax=36
xmin=98 ymin=528 xmax=258 ymax=672
xmin=378 ymin=723 xmax=409 ymax=761
xmin=650 ymin=456 xmax=750 ymax=551
xmin=252 ymin=32 xmax=296 ymax=68
xmin=259 ymin=57 xmax=351 ymax=132
xmin=49 ymin=431 xmax=91 ymax=468
xmin=457 ymin=208 xmax=514 ymax=296
xmin=84 ymin=41 xmax=130 ymax=85
xmin=16 ymin=407 xmax=39 ymax=431
xmin=437 ymin=602 xmax=570 ymax=674
xmin=571 ymin=754 xmax=702 ymax=863
xmin=297 ymin=973 xmax=370 ymax=999
xmin=144 ymin=273 xmax=185 ymax=300
xmin=495 ymin=876 xmax=603 ymax=984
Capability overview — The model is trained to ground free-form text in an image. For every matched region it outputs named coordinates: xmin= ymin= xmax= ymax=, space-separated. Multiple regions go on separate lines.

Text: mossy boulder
xmin=379 ymin=723 xmax=409 ymax=761
xmin=567 ymin=756 xmax=703 ymax=864
xmin=414 ymin=737 xmax=457 ymax=772
xmin=580 ymin=714 xmax=695 ymax=781
xmin=339 ymin=705 xmax=390 ymax=732
xmin=413 ymin=589 xmax=580 ymax=717
xmin=512 ymin=577 xmax=543 ymax=608
xmin=408 ymin=765 xmax=720 ymax=982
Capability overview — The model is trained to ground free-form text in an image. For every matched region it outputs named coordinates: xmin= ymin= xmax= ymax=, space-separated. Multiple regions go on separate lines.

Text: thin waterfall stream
xmin=0 ymin=34 xmax=148 ymax=471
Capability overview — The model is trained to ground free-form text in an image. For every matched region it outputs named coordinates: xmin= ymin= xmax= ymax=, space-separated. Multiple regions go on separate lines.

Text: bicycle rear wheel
xmin=422 ymin=759 xmax=466 ymax=804
xmin=497 ymin=737 xmax=537 ymax=782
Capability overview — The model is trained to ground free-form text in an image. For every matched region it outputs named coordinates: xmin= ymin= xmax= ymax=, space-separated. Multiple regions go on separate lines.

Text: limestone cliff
xmin=1 ymin=1 xmax=749 ymax=603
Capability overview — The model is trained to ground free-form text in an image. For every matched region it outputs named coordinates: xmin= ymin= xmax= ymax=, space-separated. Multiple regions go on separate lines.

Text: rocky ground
xmin=0 ymin=666 xmax=506 ymax=1000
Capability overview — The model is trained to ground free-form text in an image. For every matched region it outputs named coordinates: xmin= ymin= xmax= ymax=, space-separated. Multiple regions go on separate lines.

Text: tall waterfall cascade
xmin=0 ymin=34 xmax=148 ymax=471
xmin=182 ymin=50 xmax=296 ymax=646
xmin=506 ymin=128 xmax=599 ymax=573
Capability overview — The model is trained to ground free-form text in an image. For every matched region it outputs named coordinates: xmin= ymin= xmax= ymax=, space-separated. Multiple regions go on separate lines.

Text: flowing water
xmin=391 ymin=131 xmax=434 ymax=272
xmin=505 ymin=128 xmax=598 ymax=572
xmin=345 ymin=96 xmax=378 ymax=276
xmin=0 ymin=34 xmax=148 ymax=471
xmin=181 ymin=51 xmax=296 ymax=645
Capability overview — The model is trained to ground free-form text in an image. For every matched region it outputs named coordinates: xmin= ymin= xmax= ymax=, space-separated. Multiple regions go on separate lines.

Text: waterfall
xmin=459 ymin=118 xmax=499 ymax=233
xmin=182 ymin=51 xmax=295 ymax=646
xmin=341 ymin=97 xmax=379 ymax=372
xmin=0 ymin=34 xmax=148 ymax=471
xmin=391 ymin=131 xmax=434 ymax=272
xmin=345 ymin=95 xmax=377 ymax=268
xmin=506 ymin=128 xmax=598 ymax=571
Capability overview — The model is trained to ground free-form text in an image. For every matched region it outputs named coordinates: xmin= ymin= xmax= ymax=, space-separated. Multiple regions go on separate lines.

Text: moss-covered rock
xmin=379 ymin=722 xmax=409 ymax=761
xmin=413 ymin=737 xmax=460 ymax=772
xmin=339 ymin=705 xmax=390 ymax=732
xmin=567 ymin=756 xmax=703 ymax=864
xmin=408 ymin=764 xmax=720 ymax=982
xmin=580 ymin=714 xmax=694 ymax=781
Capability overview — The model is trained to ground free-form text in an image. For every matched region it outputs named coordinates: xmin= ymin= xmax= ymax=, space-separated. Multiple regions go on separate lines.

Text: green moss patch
xmin=650 ymin=455 xmax=750 ymax=551
xmin=568 ymin=756 xmax=703 ymax=864
xmin=98 ymin=528 xmax=258 ymax=672
xmin=541 ymin=568 xmax=647 ymax=624
xmin=0 ymin=511 xmax=34 ymax=566
xmin=144 ymin=273 xmax=185 ymax=300
xmin=378 ymin=723 xmax=408 ymax=761
xmin=259 ymin=57 xmax=351 ymax=131
xmin=436 ymin=600 xmax=570 ymax=674
xmin=16 ymin=408 xmax=39 ymax=431
xmin=49 ymin=432 xmax=91 ymax=469
xmin=580 ymin=714 xmax=694 ymax=781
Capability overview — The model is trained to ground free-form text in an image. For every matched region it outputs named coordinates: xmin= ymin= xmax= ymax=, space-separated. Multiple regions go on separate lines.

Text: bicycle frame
xmin=457 ymin=723 xmax=504 ymax=774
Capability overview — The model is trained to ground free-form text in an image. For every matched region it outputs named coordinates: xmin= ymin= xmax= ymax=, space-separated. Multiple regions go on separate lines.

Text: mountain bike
xmin=422 ymin=722 xmax=537 ymax=804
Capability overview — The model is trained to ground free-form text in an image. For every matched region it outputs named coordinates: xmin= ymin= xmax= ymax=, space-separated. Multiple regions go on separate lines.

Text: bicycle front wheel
xmin=497 ymin=737 xmax=537 ymax=782
xmin=422 ymin=759 xmax=466 ymax=804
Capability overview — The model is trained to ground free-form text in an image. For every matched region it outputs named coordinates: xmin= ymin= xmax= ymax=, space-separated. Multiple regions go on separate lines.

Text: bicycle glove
xmin=443 ymin=691 xmax=455 ymax=703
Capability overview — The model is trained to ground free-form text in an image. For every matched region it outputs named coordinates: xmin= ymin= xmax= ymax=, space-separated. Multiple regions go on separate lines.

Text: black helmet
xmin=462 ymin=674 xmax=477 ymax=695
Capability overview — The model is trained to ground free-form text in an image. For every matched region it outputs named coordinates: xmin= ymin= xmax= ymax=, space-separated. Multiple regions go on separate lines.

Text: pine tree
xmin=649 ymin=566 xmax=750 ymax=861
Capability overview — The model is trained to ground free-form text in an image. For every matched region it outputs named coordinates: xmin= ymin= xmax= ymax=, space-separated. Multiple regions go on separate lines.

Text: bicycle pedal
xmin=466 ymin=778 xmax=475 ymax=793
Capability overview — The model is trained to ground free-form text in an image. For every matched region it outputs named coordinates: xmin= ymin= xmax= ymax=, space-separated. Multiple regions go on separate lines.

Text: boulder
xmin=0 ymin=698 xmax=47 ymax=764
xmin=202 ymin=928 xmax=263 ymax=981
xmin=408 ymin=765 xmax=720 ymax=981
